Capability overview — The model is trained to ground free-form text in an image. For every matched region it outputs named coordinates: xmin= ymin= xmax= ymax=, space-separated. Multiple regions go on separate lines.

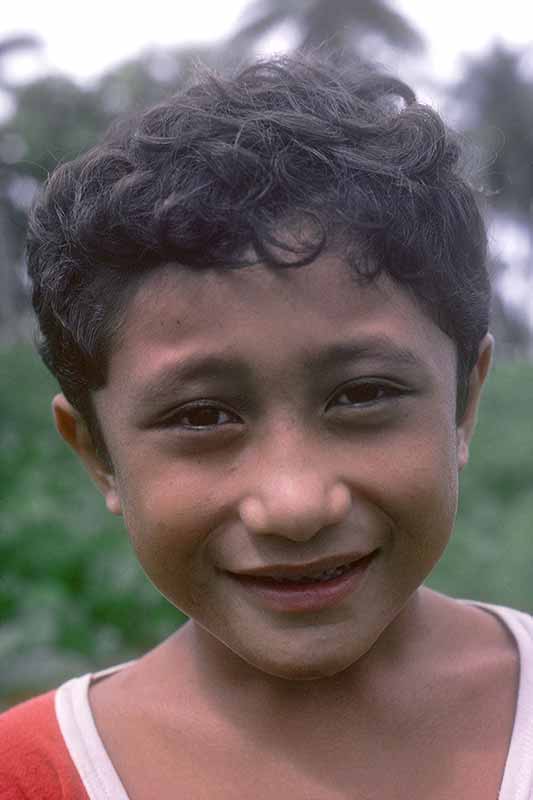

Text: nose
xmin=239 ymin=472 xmax=352 ymax=542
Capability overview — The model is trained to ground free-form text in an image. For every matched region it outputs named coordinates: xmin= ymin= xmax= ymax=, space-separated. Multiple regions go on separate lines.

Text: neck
xmin=164 ymin=589 xmax=439 ymax=737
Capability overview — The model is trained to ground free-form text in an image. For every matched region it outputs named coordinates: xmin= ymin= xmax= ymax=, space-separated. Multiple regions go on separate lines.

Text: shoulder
xmin=464 ymin=600 xmax=533 ymax=660
xmin=0 ymin=690 xmax=89 ymax=799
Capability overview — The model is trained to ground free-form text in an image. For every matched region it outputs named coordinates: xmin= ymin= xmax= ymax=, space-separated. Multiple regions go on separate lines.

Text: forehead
xmin=108 ymin=254 xmax=455 ymax=385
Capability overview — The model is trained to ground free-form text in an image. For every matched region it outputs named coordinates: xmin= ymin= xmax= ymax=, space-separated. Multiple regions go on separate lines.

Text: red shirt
xmin=0 ymin=691 xmax=89 ymax=799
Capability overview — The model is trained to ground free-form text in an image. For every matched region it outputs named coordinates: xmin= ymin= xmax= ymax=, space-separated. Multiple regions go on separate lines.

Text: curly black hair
xmin=26 ymin=53 xmax=490 ymax=465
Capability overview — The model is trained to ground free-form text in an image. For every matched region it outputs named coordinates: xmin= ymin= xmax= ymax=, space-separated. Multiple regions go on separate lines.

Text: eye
xmin=330 ymin=380 xmax=405 ymax=409
xmin=166 ymin=403 xmax=240 ymax=431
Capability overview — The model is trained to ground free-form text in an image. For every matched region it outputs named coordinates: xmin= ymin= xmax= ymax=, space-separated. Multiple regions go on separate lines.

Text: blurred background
xmin=1 ymin=0 xmax=532 ymax=708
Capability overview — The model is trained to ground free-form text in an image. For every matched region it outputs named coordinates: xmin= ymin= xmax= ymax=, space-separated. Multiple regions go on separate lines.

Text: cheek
xmin=379 ymin=429 xmax=460 ymax=551
xmin=114 ymin=466 xmax=218 ymax=596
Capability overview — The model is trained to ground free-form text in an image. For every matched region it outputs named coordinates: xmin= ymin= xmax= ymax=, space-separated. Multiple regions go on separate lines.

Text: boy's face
xmin=56 ymin=253 xmax=491 ymax=680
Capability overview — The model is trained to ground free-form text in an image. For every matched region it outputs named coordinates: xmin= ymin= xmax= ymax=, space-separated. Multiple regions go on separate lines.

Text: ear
xmin=52 ymin=394 xmax=123 ymax=515
xmin=457 ymin=334 xmax=494 ymax=470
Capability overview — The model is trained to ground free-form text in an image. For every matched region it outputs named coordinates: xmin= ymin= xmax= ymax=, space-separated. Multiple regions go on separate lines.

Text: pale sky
xmin=1 ymin=0 xmax=532 ymax=87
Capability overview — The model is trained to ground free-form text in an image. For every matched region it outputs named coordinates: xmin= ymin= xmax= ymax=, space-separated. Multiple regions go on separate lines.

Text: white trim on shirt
xmin=55 ymin=664 xmax=131 ymax=800
xmin=469 ymin=602 xmax=533 ymax=800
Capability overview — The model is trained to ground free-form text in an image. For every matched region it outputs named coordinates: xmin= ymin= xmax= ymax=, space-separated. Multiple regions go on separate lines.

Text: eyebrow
xmin=303 ymin=337 xmax=425 ymax=373
xmin=134 ymin=355 xmax=252 ymax=405
xmin=134 ymin=336 xmax=426 ymax=405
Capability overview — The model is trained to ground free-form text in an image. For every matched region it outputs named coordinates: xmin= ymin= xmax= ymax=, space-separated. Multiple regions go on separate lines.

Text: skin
xmin=53 ymin=254 xmax=517 ymax=798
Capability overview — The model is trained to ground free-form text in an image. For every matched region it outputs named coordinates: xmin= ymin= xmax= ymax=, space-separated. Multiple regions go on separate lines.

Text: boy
xmin=1 ymin=54 xmax=532 ymax=799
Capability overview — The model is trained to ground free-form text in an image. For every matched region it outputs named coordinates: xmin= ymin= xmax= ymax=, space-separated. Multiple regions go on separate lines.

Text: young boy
xmin=1 ymin=54 xmax=532 ymax=799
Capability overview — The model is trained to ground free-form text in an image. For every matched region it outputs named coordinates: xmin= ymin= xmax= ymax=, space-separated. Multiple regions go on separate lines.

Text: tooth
xmin=271 ymin=562 xmax=352 ymax=583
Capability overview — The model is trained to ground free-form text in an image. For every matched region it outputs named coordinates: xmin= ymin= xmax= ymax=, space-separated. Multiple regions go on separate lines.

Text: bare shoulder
xmin=416 ymin=591 xmax=519 ymax=762
xmin=417 ymin=590 xmax=519 ymax=702
xmin=428 ymin=591 xmax=519 ymax=670
xmin=378 ymin=591 xmax=520 ymax=799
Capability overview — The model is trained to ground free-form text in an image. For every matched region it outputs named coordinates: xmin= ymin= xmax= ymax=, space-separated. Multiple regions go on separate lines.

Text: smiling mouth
xmin=259 ymin=561 xmax=358 ymax=584
xmin=226 ymin=553 xmax=377 ymax=612
xmin=229 ymin=552 xmax=377 ymax=587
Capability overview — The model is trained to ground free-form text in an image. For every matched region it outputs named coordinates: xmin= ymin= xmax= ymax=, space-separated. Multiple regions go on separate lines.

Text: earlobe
xmin=457 ymin=429 xmax=470 ymax=471
xmin=457 ymin=333 xmax=494 ymax=471
xmin=104 ymin=488 xmax=123 ymax=516
xmin=52 ymin=394 xmax=123 ymax=515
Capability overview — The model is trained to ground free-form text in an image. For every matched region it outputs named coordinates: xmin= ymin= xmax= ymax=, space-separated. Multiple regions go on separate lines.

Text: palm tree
xmin=453 ymin=44 xmax=533 ymax=222
xmin=228 ymin=0 xmax=424 ymax=58
xmin=0 ymin=34 xmax=41 ymax=88
xmin=452 ymin=43 xmax=533 ymax=356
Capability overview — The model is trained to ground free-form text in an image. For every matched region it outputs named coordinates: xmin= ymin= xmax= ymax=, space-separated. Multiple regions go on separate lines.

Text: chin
xmin=236 ymin=641 xmax=364 ymax=682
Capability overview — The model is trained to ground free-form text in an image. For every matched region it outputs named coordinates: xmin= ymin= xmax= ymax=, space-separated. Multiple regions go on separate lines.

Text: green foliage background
xmin=1 ymin=345 xmax=532 ymax=708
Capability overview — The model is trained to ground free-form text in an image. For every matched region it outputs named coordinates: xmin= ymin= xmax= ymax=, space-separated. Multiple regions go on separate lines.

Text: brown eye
xmin=333 ymin=382 xmax=403 ymax=408
xmin=175 ymin=405 xmax=238 ymax=430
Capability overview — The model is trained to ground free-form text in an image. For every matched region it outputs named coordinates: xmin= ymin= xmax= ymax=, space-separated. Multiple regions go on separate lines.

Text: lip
xmin=226 ymin=551 xmax=378 ymax=613
xmin=228 ymin=552 xmax=373 ymax=580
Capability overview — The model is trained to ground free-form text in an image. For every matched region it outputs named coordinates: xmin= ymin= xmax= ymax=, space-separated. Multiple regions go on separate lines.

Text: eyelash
xmin=161 ymin=380 xmax=408 ymax=432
